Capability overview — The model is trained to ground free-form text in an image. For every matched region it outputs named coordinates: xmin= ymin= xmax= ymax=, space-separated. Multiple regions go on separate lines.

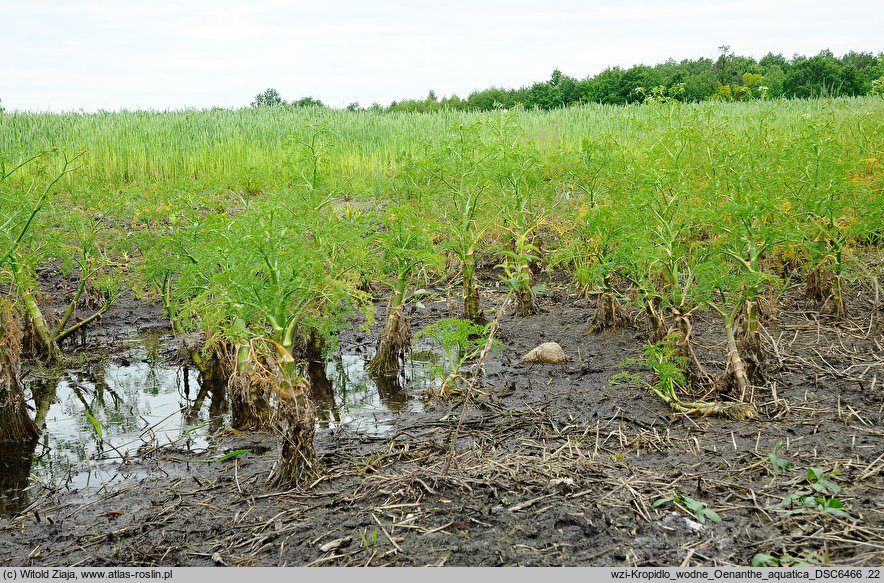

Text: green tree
xmin=291 ymin=96 xmax=325 ymax=108
xmin=784 ymin=51 xmax=850 ymax=97
xmin=841 ymin=51 xmax=884 ymax=93
xmin=440 ymin=94 xmax=465 ymax=110
xmin=525 ymin=80 xmax=563 ymax=109
xmin=715 ymin=46 xmax=761 ymax=87
xmin=251 ymin=88 xmax=285 ymax=107
xmin=466 ymin=87 xmax=517 ymax=110
xmin=584 ymin=67 xmax=626 ymax=104
xmin=620 ymin=65 xmax=664 ymax=103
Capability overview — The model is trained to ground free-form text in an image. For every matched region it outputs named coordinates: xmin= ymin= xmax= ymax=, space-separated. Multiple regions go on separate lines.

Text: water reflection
xmin=308 ymin=361 xmax=339 ymax=426
xmin=17 ymin=339 xmax=208 ymax=500
xmin=317 ymin=353 xmax=435 ymax=432
xmin=1 ymin=337 xmax=439 ymax=514
xmin=183 ymin=367 xmax=227 ymax=434
xmin=375 ymin=374 xmax=408 ymax=412
xmin=0 ymin=441 xmax=36 ymax=515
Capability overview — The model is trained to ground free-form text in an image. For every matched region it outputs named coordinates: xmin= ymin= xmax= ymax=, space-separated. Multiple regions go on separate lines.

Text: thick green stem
xmin=55 ymin=295 xmax=114 ymax=344
xmin=507 ymin=230 xmax=538 ymax=317
xmin=19 ymin=285 xmax=63 ymax=362
xmin=11 ymin=257 xmax=112 ymax=361
xmin=462 ymin=250 xmax=485 ymax=324
xmin=9 ymin=260 xmax=59 ymax=360
xmin=55 ymin=273 xmax=88 ymax=336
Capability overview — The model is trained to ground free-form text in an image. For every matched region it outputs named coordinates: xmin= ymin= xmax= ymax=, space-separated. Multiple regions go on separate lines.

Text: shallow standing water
xmin=0 ymin=335 xmax=436 ymax=514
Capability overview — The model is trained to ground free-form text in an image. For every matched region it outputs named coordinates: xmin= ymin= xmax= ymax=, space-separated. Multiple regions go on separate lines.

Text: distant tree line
xmin=254 ymin=47 xmax=884 ymax=113
xmin=251 ymin=88 xmax=326 ymax=109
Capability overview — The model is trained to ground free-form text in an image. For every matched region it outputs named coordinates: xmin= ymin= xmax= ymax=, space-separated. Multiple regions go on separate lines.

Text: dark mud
xmin=1 ymin=273 xmax=882 ymax=567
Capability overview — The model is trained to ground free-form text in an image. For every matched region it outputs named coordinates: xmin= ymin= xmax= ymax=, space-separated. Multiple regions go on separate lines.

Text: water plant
xmin=414 ymin=317 xmax=497 ymax=397
xmin=366 ymin=205 xmax=440 ymax=377
xmin=0 ymin=95 xmax=881 ymax=497
xmin=490 ymin=112 xmax=546 ymax=316
xmin=4 ymin=161 xmax=118 ymax=363
xmin=613 ymin=334 xmax=756 ymax=419
xmin=429 ymin=121 xmax=491 ymax=324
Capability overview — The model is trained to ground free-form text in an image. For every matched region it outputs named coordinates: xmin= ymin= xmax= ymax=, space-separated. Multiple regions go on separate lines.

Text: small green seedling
xmin=773 ymin=466 xmax=851 ymax=518
xmin=805 ymin=466 xmax=841 ymax=494
xmin=751 ymin=549 xmax=828 ymax=567
xmin=653 ymin=493 xmax=721 ymax=524
xmin=84 ymin=410 xmax=103 ymax=440
xmin=358 ymin=527 xmax=378 ymax=549
xmin=193 ymin=449 xmax=251 ymax=463
xmin=767 ymin=441 xmax=792 ymax=475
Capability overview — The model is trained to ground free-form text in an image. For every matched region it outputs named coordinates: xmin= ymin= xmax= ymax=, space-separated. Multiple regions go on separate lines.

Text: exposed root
xmin=268 ymin=377 xmax=320 ymax=489
xmin=229 ymin=342 xmax=274 ymax=431
xmin=0 ymin=298 xmax=38 ymax=443
xmin=719 ymin=345 xmax=752 ymax=403
xmin=669 ymin=312 xmax=714 ymax=388
xmin=515 ymin=287 xmax=538 ymax=317
xmin=806 ymin=265 xmax=848 ymax=318
xmin=735 ymin=312 xmax=768 ymax=399
xmin=737 ymin=337 xmax=767 ymax=386
xmin=367 ymin=302 xmax=410 ymax=376
xmin=588 ymin=292 xmax=628 ymax=333
xmin=226 ymin=337 xmax=321 ymax=488
xmin=229 ymin=371 xmax=274 ymax=431
xmin=673 ymin=400 xmax=758 ymax=420
xmin=805 ymin=265 xmax=830 ymax=304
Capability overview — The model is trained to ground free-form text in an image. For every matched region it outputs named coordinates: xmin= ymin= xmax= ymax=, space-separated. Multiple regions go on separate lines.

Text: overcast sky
xmin=2 ymin=0 xmax=881 ymax=112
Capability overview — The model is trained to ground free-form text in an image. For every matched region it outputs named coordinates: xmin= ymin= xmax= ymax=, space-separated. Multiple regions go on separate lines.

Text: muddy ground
xmin=0 ymin=267 xmax=882 ymax=567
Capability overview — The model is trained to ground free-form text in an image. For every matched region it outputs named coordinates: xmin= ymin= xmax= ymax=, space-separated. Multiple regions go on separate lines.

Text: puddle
xmin=312 ymin=352 xmax=436 ymax=433
xmin=1 ymin=335 xmax=437 ymax=515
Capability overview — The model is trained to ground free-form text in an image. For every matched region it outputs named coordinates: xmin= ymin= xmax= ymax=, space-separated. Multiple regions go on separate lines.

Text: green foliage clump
xmin=414 ymin=318 xmax=500 ymax=397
